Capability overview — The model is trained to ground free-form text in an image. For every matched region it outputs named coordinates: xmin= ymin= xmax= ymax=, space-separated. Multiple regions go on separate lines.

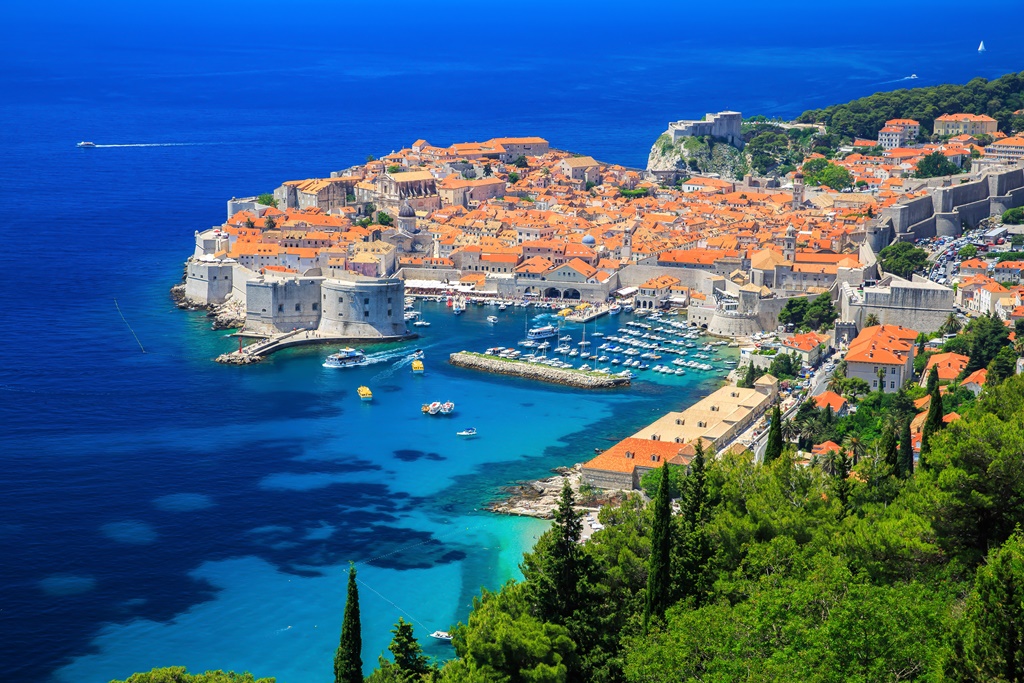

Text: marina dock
xmin=449 ymin=351 xmax=631 ymax=388
xmin=216 ymin=329 xmax=416 ymax=364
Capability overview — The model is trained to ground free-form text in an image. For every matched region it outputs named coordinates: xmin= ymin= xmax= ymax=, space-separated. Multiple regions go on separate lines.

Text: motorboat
xmin=439 ymin=401 xmax=455 ymax=415
xmin=357 ymin=386 xmax=373 ymax=401
xmin=411 ymin=359 xmax=425 ymax=374
xmin=323 ymin=348 xmax=366 ymax=368
xmin=526 ymin=324 xmax=558 ymax=340
xmin=487 ymin=316 xmax=498 ymax=324
xmin=76 ymin=141 xmax=96 ymax=148
xmin=457 ymin=427 xmax=477 ymax=437
xmin=431 ymin=630 xmax=453 ymax=642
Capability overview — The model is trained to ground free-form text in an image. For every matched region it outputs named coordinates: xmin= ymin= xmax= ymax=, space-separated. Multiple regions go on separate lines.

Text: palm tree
xmin=865 ymin=313 xmax=880 ymax=327
xmin=843 ymin=434 xmax=866 ymax=466
xmin=941 ymin=312 xmax=961 ymax=336
xmin=781 ymin=419 xmax=799 ymax=444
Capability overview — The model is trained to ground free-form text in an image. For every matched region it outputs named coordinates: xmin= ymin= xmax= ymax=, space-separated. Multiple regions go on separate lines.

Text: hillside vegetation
xmin=798 ymin=70 xmax=1024 ymax=140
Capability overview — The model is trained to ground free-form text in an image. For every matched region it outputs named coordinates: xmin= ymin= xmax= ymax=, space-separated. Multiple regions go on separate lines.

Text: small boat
xmin=411 ymin=359 xmax=425 ymax=374
xmin=487 ymin=316 xmax=498 ymax=324
xmin=323 ymin=347 xmax=366 ymax=368
xmin=430 ymin=630 xmax=453 ymax=642
xmin=76 ymin=141 xmax=96 ymax=148
xmin=440 ymin=401 xmax=455 ymax=415
xmin=357 ymin=386 xmax=373 ymax=401
xmin=978 ymin=40 xmax=986 ymax=53
xmin=457 ymin=427 xmax=477 ymax=437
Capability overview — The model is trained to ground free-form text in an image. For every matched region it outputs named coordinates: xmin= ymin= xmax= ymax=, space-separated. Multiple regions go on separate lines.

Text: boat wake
xmin=92 ymin=142 xmax=223 ymax=148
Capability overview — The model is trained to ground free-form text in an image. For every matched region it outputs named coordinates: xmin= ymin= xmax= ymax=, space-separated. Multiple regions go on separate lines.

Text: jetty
xmin=564 ymin=305 xmax=613 ymax=324
xmin=449 ymin=351 xmax=630 ymax=388
xmin=216 ymin=329 xmax=416 ymax=365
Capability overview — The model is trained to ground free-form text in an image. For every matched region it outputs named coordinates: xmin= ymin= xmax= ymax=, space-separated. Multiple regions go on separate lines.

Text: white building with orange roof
xmin=934 ymin=113 xmax=998 ymax=137
xmin=636 ymin=274 xmax=681 ymax=310
xmin=844 ymin=324 xmax=917 ymax=393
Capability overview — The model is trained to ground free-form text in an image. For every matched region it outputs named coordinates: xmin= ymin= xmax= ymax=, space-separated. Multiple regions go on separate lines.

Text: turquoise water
xmin=39 ymin=301 xmax=727 ymax=682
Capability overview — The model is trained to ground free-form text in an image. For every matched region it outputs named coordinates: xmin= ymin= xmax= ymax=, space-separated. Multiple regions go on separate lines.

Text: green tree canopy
xmin=915 ymin=151 xmax=962 ymax=178
xmin=878 ymin=241 xmax=929 ymax=279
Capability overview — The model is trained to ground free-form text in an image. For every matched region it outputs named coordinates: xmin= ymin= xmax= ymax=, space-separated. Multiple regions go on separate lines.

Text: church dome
xmin=582 ymin=234 xmax=596 ymax=246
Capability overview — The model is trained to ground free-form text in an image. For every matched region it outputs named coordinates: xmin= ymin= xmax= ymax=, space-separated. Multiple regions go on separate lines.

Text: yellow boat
xmin=357 ymin=386 xmax=373 ymax=401
xmin=411 ymin=359 xmax=424 ymax=374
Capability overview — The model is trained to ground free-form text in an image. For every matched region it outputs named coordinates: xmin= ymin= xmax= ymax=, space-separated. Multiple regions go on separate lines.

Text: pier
xmin=215 ymin=329 xmax=416 ymax=364
xmin=449 ymin=351 xmax=630 ymax=388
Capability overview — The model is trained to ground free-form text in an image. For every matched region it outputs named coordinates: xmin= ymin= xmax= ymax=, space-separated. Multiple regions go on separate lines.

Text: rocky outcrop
xmin=647 ymin=133 xmax=749 ymax=180
xmin=208 ymin=297 xmax=245 ymax=330
xmin=449 ymin=352 xmax=630 ymax=388
xmin=489 ymin=464 xmax=627 ymax=519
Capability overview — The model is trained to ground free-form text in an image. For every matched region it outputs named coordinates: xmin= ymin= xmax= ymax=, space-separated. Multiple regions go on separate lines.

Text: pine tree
xmin=898 ymin=418 xmax=914 ymax=478
xmin=764 ymin=404 xmax=783 ymax=464
xmin=335 ymin=564 xmax=363 ymax=683
xmin=644 ymin=462 xmax=673 ymax=631
xmin=961 ymin=531 xmax=1024 ymax=681
xmin=388 ymin=617 xmax=429 ymax=678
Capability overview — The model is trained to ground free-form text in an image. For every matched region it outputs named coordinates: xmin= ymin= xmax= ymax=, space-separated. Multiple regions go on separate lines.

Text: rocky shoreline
xmin=170 ymin=283 xmax=246 ymax=330
xmin=449 ymin=352 xmax=631 ymax=388
xmin=488 ymin=464 xmax=629 ymax=519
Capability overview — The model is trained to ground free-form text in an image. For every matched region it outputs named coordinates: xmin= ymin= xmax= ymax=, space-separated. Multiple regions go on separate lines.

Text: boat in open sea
xmin=357 ymin=386 xmax=373 ymax=401
xmin=323 ymin=347 xmax=366 ymax=368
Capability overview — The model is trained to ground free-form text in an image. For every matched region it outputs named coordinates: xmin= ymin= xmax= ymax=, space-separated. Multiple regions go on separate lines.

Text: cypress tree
xmin=879 ymin=418 xmax=898 ymax=471
xmin=683 ymin=440 xmax=707 ymax=529
xmin=926 ymin=364 xmax=939 ymax=394
xmin=335 ymin=563 xmax=363 ymax=683
xmin=644 ymin=462 xmax=673 ymax=631
xmin=921 ymin=369 xmax=944 ymax=465
xmin=764 ymin=404 xmax=783 ymax=464
xmin=898 ymin=418 xmax=914 ymax=478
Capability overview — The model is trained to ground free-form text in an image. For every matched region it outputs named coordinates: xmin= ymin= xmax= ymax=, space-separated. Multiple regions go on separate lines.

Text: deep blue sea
xmin=1 ymin=2 xmax=1021 ymax=681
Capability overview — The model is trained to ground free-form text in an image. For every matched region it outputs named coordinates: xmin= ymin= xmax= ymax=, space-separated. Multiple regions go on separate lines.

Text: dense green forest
xmin=798 ymin=70 xmax=1024 ymax=140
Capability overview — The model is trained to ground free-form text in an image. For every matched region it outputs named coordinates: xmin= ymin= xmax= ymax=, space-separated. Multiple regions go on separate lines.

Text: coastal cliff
xmin=647 ymin=132 xmax=749 ymax=179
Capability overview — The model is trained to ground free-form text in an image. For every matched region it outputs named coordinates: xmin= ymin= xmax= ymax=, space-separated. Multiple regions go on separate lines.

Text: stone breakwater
xmin=449 ymin=352 xmax=631 ymax=388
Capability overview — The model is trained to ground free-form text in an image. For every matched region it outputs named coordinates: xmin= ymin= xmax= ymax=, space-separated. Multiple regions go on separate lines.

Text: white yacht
xmin=323 ymin=348 xmax=366 ymax=368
